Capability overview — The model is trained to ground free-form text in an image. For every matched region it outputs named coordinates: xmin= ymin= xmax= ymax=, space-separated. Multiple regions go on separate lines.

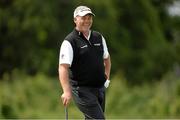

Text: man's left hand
xmin=104 ymin=79 xmax=110 ymax=88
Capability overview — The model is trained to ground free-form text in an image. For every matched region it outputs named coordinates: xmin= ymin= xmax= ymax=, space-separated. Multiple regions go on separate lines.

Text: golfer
xmin=58 ymin=5 xmax=111 ymax=119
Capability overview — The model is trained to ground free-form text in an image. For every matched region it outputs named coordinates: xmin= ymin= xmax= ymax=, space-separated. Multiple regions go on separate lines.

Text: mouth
xmin=84 ymin=24 xmax=91 ymax=27
xmin=84 ymin=24 xmax=90 ymax=26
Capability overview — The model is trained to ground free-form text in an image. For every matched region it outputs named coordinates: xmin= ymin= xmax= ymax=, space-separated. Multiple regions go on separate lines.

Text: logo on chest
xmin=80 ymin=45 xmax=88 ymax=48
xmin=94 ymin=43 xmax=101 ymax=46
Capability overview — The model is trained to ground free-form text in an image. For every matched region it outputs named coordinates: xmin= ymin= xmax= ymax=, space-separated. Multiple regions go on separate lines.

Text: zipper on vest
xmin=87 ymin=40 xmax=92 ymax=46
xmin=81 ymin=34 xmax=92 ymax=46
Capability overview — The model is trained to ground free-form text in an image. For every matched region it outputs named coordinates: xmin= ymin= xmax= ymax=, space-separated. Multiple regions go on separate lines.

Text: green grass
xmin=0 ymin=70 xmax=180 ymax=119
xmin=0 ymin=70 xmax=82 ymax=119
xmin=106 ymin=73 xmax=180 ymax=119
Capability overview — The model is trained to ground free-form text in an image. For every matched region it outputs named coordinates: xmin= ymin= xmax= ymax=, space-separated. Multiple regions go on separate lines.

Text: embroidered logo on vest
xmin=94 ymin=43 xmax=101 ymax=46
xmin=80 ymin=45 xmax=88 ymax=48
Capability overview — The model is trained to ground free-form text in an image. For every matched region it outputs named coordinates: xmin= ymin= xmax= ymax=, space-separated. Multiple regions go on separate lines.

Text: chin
xmin=82 ymin=28 xmax=90 ymax=31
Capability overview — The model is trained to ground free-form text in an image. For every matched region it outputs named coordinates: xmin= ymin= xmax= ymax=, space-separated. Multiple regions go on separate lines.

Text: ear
xmin=74 ymin=17 xmax=77 ymax=24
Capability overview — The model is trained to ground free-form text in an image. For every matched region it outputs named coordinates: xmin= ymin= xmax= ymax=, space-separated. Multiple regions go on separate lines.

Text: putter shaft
xmin=65 ymin=106 xmax=68 ymax=120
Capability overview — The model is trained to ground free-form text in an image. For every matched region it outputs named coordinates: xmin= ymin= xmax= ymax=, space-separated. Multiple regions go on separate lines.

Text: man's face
xmin=74 ymin=14 xmax=93 ymax=32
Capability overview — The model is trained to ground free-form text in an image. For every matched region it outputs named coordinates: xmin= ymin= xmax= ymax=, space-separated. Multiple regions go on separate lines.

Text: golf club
xmin=65 ymin=106 xmax=68 ymax=120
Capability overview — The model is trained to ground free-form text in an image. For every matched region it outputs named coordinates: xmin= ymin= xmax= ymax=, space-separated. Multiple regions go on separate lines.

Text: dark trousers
xmin=72 ymin=86 xmax=105 ymax=120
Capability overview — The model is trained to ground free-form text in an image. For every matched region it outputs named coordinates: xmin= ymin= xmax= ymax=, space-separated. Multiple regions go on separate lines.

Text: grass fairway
xmin=0 ymin=70 xmax=180 ymax=119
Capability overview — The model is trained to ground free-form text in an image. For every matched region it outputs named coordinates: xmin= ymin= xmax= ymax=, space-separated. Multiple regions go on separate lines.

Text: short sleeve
xmin=59 ymin=40 xmax=73 ymax=66
xmin=102 ymin=36 xmax=109 ymax=59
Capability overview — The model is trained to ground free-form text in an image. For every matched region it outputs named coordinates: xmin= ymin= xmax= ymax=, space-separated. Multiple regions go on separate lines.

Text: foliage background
xmin=0 ymin=0 xmax=180 ymax=119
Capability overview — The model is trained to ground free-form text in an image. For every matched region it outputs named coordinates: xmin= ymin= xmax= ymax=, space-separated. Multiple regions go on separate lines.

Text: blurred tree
xmin=111 ymin=0 xmax=176 ymax=83
xmin=0 ymin=0 xmax=74 ymax=77
xmin=73 ymin=0 xmax=177 ymax=83
xmin=0 ymin=0 xmax=179 ymax=84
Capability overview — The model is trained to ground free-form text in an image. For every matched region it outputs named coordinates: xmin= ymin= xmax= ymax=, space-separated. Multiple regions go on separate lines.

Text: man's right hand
xmin=61 ymin=92 xmax=72 ymax=106
xmin=59 ymin=64 xmax=72 ymax=106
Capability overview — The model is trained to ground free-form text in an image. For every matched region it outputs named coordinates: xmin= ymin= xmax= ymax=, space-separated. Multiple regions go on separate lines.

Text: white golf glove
xmin=104 ymin=79 xmax=110 ymax=88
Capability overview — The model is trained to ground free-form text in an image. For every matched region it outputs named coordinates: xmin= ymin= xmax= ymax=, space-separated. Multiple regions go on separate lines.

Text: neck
xmin=83 ymin=31 xmax=89 ymax=38
xmin=75 ymin=27 xmax=90 ymax=38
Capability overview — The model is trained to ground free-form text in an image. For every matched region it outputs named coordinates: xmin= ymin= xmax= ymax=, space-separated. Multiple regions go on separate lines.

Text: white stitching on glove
xmin=104 ymin=79 xmax=110 ymax=88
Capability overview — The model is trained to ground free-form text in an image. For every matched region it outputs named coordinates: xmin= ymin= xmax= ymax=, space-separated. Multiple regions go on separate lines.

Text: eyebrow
xmin=81 ymin=15 xmax=92 ymax=19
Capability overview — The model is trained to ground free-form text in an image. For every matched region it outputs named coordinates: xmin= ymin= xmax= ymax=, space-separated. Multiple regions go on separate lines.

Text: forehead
xmin=77 ymin=14 xmax=93 ymax=19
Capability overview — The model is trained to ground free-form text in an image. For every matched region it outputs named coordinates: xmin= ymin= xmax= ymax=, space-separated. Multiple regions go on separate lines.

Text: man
xmin=58 ymin=5 xmax=111 ymax=119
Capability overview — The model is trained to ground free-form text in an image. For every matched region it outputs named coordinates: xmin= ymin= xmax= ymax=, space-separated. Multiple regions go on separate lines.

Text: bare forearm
xmin=58 ymin=64 xmax=72 ymax=106
xmin=59 ymin=65 xmax=71 ymax=93
xmin=104 ymin=55 xmax=111 ymax=80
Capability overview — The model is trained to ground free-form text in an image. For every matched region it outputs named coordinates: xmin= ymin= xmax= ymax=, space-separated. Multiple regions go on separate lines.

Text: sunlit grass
xmin=0 ymin=70 xmax=82 ymax=119
xmin=106 ymin=73 xmax=180 ymax=119
xmin=0 ymin=70 xmax=180 ymax=119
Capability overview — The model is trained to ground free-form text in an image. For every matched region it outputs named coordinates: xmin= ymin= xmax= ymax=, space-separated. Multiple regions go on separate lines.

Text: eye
xmin=81 ymin=17 xmax=86 ymax=20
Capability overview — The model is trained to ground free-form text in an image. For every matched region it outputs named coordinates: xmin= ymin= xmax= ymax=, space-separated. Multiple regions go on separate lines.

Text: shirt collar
xmin=74 ymin=29 xmax=91 ymax=40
